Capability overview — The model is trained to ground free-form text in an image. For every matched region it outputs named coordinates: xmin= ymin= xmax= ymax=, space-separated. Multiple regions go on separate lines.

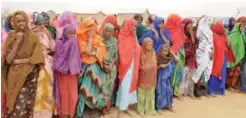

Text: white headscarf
xmin=192 ymin=16 xmax=214 ymax=83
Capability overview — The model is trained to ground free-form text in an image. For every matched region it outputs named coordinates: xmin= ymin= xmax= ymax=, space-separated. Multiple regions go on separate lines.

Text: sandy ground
xmin=102 ymin=91 xmax=246 ymax=118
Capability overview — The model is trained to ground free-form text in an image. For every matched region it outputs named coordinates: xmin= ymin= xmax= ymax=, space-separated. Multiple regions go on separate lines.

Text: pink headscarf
xmin=58 ymin=11 xmax=78 ymax=28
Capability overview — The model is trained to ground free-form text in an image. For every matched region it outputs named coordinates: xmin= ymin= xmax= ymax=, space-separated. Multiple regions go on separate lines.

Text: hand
xmin=160 ymin=64 xmax=167 ymax=68
xmin=16 ymin=32 xmax=24 ymax=43
xmin=104 ymin=65 xmax=112 ymax=73
xmin=226 ymin=41 xmax=231 ymax=48
xmin=88 ymin=28 xmax=96 ymax=38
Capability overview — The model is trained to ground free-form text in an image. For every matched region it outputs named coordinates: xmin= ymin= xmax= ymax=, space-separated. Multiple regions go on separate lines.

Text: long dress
xmin=208 ymin=56 xmax=227 ymax=95
xmin=34 ymin=32 xmax=55 ymax=118
xmin=156 ymin=62 xmax=174 ymax=111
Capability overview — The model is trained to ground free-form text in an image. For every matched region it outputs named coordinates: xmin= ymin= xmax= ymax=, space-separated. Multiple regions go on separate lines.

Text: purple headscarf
xmin=54 ymin=24 xmax=81 ymax=75
xmin=229 ymin=17 xmax=236 ymax=32
xmin=53 ymin=25 xmax=81 ymax=108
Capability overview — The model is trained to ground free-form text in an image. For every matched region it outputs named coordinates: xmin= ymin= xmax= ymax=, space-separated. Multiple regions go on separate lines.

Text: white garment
xmin=192 ymin=16 xmax=214 ymax=83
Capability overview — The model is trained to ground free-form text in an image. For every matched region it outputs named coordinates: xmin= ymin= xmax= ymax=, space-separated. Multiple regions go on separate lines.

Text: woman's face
xmin=136 ymin=18 xmax=143 ymax=24
xmin=159 ymin=21 xmax=164 ymax=29
xmin=37 ymin=22 xmax=45 ymax=30
xmin=104 ymin=28 xmax=113 ymax=39
xmin=66 ymin=31 xmax=76 ymax=39
xmin=240 ymin=24 xmax=245 ymax=32
xmin=44 ymin=17 xmax=49 ymax=26
xmin=162 ymin=47 xmax=169 ymax=56
xmin=14 ymin=14 xmax=27 ymax=31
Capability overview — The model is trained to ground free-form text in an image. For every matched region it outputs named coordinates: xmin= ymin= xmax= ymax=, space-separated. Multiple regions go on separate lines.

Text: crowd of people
xmin=1 ymin=10 xmax=246 ymax=118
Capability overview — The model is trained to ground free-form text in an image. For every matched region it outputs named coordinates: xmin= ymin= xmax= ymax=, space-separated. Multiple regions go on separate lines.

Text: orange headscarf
xmin=98 ymin=15 xmax=119 ymax=38
xmin=77 ymin=19 xmax=106 ymax=65
xmin=165 ymin=14 xmax=184 ymax=54
xmin=118 ymin=18 xmax=141 ymax=93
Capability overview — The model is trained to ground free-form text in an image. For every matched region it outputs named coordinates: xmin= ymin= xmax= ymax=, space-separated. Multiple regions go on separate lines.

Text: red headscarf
xmin=165 ymin=14 xmax=184 ymax=54
xmin=118 ymin=18 xmax=141 ymax=93
xmin=211 ymin=22 xmax=232 ymax=78
xmin=98 ymin=15 xmax=119 ymax=38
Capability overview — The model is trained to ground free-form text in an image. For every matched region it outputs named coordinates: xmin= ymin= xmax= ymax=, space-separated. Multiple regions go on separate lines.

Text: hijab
xmin=165 ymin=14 xmax=184 ymax=54
xmin=211 ymin=22 xmax=227 ymax=78
xmin=139 ymin=38 xmax=157 ymax=89
xmin=98 ymin=15 xmax=119 ymax=38
xmin=157 ymin=44 xmax=172 ymax=65
xmin=227 ymin=23 xmax=246 ymax=68
xmin=58 ymin=11 xmax=78 ymax=28
xmin=229 ymin=17 xmax=236 ymax=32
xmin=102 ymin=23 xmax=118 ymax=65
xmin=2 ymin=11 xmax=45 ymax=112
xmin=4 ymin=15 xmax=13 ymax=32
xmin=54 ymin=25 xmax=81 ymax=75
xmin=77 ymin=19 xmax=106 ymax=65
xmin=41 ymin=12 xmax=57 ymax=39
xmin=118 ymin=18 xmax=141 ymax=93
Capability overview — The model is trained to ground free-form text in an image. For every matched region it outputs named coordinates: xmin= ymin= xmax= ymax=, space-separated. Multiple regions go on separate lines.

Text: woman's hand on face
xmin=16 ymin=32 xmax=24 ymax=43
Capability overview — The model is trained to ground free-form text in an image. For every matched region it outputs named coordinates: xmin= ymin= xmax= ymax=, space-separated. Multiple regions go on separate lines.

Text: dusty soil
xmin=102 ymin=91 xmax=246 ymax=118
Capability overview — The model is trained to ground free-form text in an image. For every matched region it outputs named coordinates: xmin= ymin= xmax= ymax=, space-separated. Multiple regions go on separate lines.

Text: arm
xmin=12 ymin=58 xmax=30 ymax=64
xmin=170 ymin=51 xmax=179 ymax=62
xmin=6 ymin=41 xmax=21 ymax=64
xmin=160 ymin=29 xmax=169 ymax=44
xmin=44 ymin=28 xmax=56 ymax=52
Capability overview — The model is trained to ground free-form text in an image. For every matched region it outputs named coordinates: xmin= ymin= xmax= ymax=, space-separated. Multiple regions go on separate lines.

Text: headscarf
xmin=118 ymin=18 xmax=141 ymax=93
xmin=229 ymin=17 xmax=236 ymax=32
xmin=4 ymin=15 xmax=13 ymax=32
xmin=77 ymin=19 xmax=106 ymax=65
xmin=54 ymin=25 xmax=81 ymax=75
xmin=237 ymin=16 xmax=246 ymax=24
xmin=102 ymin=23 xmax=118 ymax=65
xmin=157 ymin=44 xmax=172 ymax=65
xmin=139 ymin=17 xmax=171 ymax=52
xmin=41 ymin=12 xmax=57 ymax=39
xmin=139 ymin=38 xmax=157 ymax=89
xmin=165 ymin=14 xmax=184 ymax=54
xmin=57 ymin=11 xmax=78 ymax=39
xmin=227 ymin=23 xmax=246 ymax=68
xmin=2 ymin=10 xmax=45 ymax=112
xmin=58 ymin=11 xmax=77 ymax=28
xmin=211 ymin=22 xmax=227 ymax=78
xmin=182 ymin=18 xmax=196 ymax=69
xmin=98 ymin=15 xmax=119 ymax=38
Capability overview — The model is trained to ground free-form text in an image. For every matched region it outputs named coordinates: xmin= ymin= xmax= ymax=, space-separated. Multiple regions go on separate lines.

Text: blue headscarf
xmin=139 ymin=17 xmax=170 ymax=53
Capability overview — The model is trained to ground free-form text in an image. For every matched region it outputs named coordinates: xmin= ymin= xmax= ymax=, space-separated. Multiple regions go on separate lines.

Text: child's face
xmin=66 ymin=31 xmax=76 ymax=39
xmin=145 ymin=42 xmax=153 ymax=51
xmin=104 ymin=28 xmax=113 ymax=38
xmin=162 ymin=47 xmax=169 ymax=56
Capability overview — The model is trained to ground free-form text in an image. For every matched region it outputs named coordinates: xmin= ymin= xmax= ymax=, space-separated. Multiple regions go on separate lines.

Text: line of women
xmin=1 ymin=10 xmax=246 ymax=118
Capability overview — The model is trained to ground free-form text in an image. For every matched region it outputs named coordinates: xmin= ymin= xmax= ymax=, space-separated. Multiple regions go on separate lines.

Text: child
xmin=155 ymin=44 xmax=178 ymax=113
xmin=137 ymin=38 xmax=157 ymax=116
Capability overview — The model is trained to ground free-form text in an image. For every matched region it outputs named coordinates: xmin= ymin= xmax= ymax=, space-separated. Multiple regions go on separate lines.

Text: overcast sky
xmin=1 ymin=0 xmax=246 ymax=17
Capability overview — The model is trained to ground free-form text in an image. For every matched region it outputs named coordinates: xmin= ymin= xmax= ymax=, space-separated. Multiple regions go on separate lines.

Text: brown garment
xmin=156 ymin=44 xmax=172 ymax=65
xmin=1 ymin=11 xmax=45 ymax=112
xmin=227 ymin=62 xmax=242 ymax=89
xmin=4 ymin=66 xmax=40 ymax=118
xmin=138 ymin=38 xmax=157 ymax=89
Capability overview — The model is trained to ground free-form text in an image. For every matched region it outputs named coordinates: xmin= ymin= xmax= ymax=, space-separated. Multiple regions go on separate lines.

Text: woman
xmin=137 ymin=38 xmax=157 ymax=116
xmin=53 ymin=25 xmax=81 ymax=117
xmin=165 ymin=14 xmax=184 ymax=97
xmin=180 ymin=18 xmax=196 ymax=97
xmin=208 ymin=22 xmax=229 ymax=95
xmin=192 ymin=16 xmax=214 ymax=90
xmin=31 ymin=14 xmax=55 ymax=118
xmin=227 ymin=23 xmax=246 ymax=91
xmin=98 ymin=15 xmax=119 ymax=39
xmin=76 ymin=19 xmax=106 ymax=117
xmin=116 ymin=18 xmax=141 ymax=117
xmin=2 ymin=10 xmax=45 ymax=118
xmin=101 ymin=23 xmax=119 ymax=112
xmin=57 ymin=11 xmax=78 ymax=39
xmin=228 ymin=17 xmax=236 ymax=33
xmin=41 ymin=12 xmax=57 ymax=39
xmin=139 ymin=17 xmax=170 ymax=53
xmin=156 ymin=44 xmax=178 ymax=113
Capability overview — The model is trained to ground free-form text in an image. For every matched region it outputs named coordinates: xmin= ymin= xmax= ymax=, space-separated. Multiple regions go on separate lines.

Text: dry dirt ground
xmin=102 ymin=91 xmax=246 ymax=118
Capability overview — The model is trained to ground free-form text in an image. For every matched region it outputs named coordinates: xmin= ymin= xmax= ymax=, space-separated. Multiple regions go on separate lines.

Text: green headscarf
xmin=227 ymin=23 xmax=246 ymax=68
xmin=102 ymin=23 xmax=118 ymax=65
xmin=35 ymin=14 xmax=45 ymax=25
xmin=136 ymin=23 xmax=148 ymax=39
